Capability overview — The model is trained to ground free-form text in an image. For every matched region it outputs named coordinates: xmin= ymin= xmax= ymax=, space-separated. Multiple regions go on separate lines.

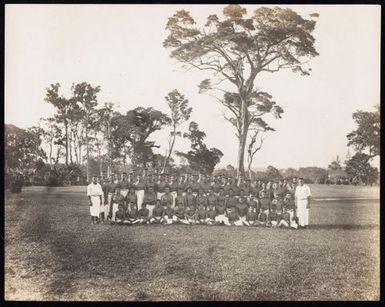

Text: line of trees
xmin=5 ymin=84 xmax=225 ymax=186
xmin=4 ymin=5 xmax=379 ymax=187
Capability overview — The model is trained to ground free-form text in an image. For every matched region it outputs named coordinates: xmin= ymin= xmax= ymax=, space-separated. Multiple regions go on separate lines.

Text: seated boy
xmin=215 ymin=199 xmax=230 ymax=225
xmin=163 ymin=202 xmax=176 ymax=225
xmin=258 ymin=210 xmax=268 ymax=226
xmin=185 ymin=205 xmax=197 ymax=225
xmin=236 ymin=196 xmax=249 ymax=226
xmin=126 ymin=202 xmax=140 ymax=225
xmin=248 ymin=196 xmax=259 ymax=211
xmin=196 ymin=203 xmax=207 ymax=224
xmin=246 ymin=205 xmax=258 ymax=226
xmin=174 ymin=202 xmax=189 ymax=225
xmin=226 ymin=206 xmax=243 ymax=226
xmin=278 ymin=207 xmax=290 ymax=228
xmin=138 ymin=203 xmax=150 ymax=224
xmin=115 ymin=203 xmax=125 ymax=224
xmin=268 ymin=205 xmax=279 ymax=227
xmin=150 ymin=200 xmax=164 ymax=224
xmin=205 ymin=203 xmax=217 ymax=225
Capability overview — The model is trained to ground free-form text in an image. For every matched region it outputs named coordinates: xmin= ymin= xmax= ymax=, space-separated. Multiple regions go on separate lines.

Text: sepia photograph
xmin=4 ymin=4 xmax=380 ymax=301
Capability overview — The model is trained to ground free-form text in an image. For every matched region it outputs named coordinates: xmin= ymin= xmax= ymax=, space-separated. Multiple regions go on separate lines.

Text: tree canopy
xmin=164 ymin=5 xmax=318 ymax=175
xmin=176 ymin=121 xmax=223 ymax=174
xmin=347 ymin=104 xmax=380 ymax=159
xmin=111 ymin=107 xmax=171 ymax=167
xmin=5 ymin=124 xmax=47 ymax=172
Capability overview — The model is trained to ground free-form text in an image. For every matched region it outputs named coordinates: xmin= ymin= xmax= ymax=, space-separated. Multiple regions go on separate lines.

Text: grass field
xmin=5 ymin=185 xmax=380 ymax=301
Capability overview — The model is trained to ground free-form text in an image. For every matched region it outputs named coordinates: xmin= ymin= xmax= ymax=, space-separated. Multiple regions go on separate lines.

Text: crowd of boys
xmin=87 ymin=172 xmax=312 ymax=229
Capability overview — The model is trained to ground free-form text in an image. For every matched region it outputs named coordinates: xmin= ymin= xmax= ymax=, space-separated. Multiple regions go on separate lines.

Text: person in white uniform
xmin=87 ymin=176 xmax=104 ymax=224
xmin=294 ymin=178 xmax=311 ymax=228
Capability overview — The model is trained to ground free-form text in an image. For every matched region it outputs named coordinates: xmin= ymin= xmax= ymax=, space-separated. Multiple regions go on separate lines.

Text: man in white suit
xmin=294 ymin=177 xmax=311 ymax=228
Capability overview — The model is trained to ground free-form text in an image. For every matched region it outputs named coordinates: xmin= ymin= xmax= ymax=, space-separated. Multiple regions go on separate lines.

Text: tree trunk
xmin=236 ymin=97 xmax=248 ymax=177
xmin=99 ymin=146 xmax=103 ymax=178
xmin=64 ymin=121 xmax=69 ymax=165
xmin=49 ymin=128 xmax=53 ymax=169
xmin=237 ymin=134 xmax=247 ymax=177
xmin=162 ymin=128 xmax=176 ymax=172
xmin=69 ymin=128 xmax=73 ymax=164
xmin=247 ymin=154 xmax=252 ymax=179
xmin=107 ymin=121 xmax=112 ymax=177
xmin=86 ymin=121 xmax=90 ymax=183
xmin=74 ymin=131 xmax=79 ymax=165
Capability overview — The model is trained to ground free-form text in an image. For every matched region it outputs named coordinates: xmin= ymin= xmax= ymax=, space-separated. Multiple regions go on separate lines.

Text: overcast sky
xmin=5 ymin=4 xmax=380 ymax=169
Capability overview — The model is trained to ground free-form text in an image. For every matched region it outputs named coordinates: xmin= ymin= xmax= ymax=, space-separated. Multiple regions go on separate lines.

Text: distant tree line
xmin=5 ymin=84 xmax=224 ymax=188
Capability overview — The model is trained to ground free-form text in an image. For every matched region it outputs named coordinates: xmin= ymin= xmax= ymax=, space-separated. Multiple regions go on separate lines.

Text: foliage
xmin=43 ymin=82 xmax=102 ymax=174
xmin=265 ymin=165 xmax=282 ymax=180
xmin=345 ymin=153 xmax=378 ymax=185
xmin=111 ymin=107 xmax=171 ymax=167
xmin=298 ymin=167 xmax=328 ymax=184
xmin=5 ymin=124 xmax=47 ymax=172
xmin=347 ymin=105 xmax=380 ymax=159
xmin=163 ymin=90 xmax=193 ymax=170
xmin=281 ymin=168 xmax=299 ymax=179
xmin=176 ymin=121 xmax=223 ymax=174
xmin=164 ymin=5 xmax=318 ymax=174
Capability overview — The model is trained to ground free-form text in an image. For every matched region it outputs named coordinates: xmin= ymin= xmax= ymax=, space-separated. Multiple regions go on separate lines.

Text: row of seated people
xmin=109 ymin=188 xmax=298 ymax=228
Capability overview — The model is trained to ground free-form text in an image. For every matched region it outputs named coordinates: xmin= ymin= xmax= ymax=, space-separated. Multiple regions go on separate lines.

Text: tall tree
xmin=111 ymin=107 xmax=171 ymax=167
xmin=176 ymin=121 xmax=223 ymax=175
xmin=162 ymin=90 xmax=192 ymax=172
xmin=347 ymin=104 xmax=380 ymax=160
xmin=44 ymin=83 xmax=72 ymax=165
xmin=164 ymin=5 xmax=318 ymax=175
xmin=97 ymin=102 xmax=115 ymax=177
xmin=72 ymin=82 xmax=101 ymax=182
xmin=39 ymin=117 xmax=57 ymax=168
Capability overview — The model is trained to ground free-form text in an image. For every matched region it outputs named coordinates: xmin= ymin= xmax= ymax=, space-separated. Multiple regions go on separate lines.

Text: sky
xmin=5 ymin=4 xmax=381 ymax=169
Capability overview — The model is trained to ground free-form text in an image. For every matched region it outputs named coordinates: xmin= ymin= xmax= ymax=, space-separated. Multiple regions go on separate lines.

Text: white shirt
xmin=87 ymin=182 xmax=103 ymax=197
xmin=295 ymin=184 xmax=311 ymax=200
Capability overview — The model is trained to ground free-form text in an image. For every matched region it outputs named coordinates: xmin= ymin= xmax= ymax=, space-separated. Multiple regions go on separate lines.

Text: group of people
xmin=87 ymin=171 xmax=312 ymax=229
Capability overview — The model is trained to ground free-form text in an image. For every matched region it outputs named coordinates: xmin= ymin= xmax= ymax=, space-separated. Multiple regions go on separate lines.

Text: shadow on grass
xmin=18 ymin=204 xmax=159 ymax=299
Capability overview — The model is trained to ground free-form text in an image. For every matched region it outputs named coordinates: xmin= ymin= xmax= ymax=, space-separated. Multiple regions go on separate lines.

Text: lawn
xmin=4 ymin=185 xmax=380 ymax=301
